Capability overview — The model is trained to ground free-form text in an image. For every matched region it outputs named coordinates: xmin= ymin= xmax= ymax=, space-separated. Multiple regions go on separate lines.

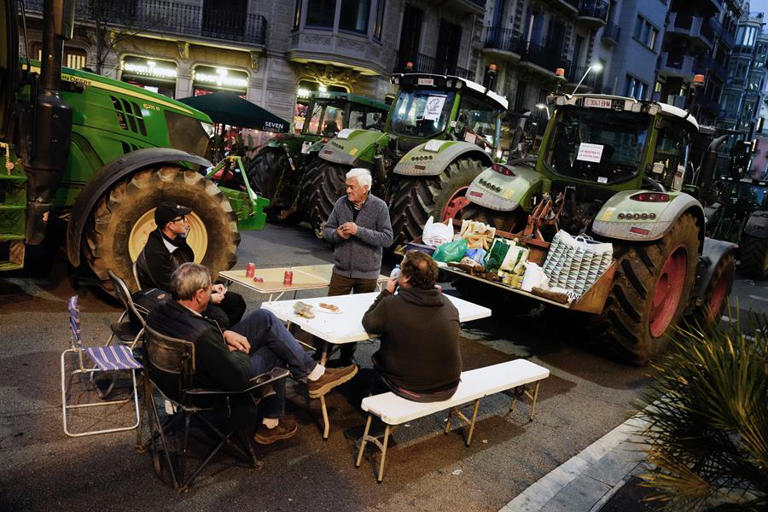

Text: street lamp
xmin=571 ymin=62 xmax=603 ymax=96
xmin=535 ymin=103 xmax=550 ymax=120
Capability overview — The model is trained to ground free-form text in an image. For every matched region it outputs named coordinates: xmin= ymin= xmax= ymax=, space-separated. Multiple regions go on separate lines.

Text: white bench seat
xmin=356 ymin=359 xmax=550 ymax=482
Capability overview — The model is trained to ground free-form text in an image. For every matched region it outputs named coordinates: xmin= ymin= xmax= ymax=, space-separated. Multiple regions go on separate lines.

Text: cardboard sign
xmin=576 ymin=143 xmax=604 ymax=163
xmin=424 ymin=95 xmax=446 ymax=121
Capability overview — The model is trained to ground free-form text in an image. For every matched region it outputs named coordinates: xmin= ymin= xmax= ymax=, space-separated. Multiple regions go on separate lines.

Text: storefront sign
xmin=193 ymin=66 xmax=249 ymax=90
xmin=122 ymin=57 xmax=177 ymax=80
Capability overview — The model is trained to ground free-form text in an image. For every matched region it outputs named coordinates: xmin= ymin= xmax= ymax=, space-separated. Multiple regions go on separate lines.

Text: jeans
xmin=328 ymin=272 xmax=378 ymax=364
xmin=230 ymin=309 xmax=317 ymax=418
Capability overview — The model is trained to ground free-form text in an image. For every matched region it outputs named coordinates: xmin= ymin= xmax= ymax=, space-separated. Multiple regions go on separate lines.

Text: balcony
xmin=665 ymin=12 xmax=714 ymax=49
xmin=710 ymin=17 xmax=735 ymax=48
xmin=700 ymin=55 xmax=728 ymax=79
xmin=393 ymin=52 xmax=475 ymax=81
xmin=25 ymin=0 xmax=267 ymax=46
xmin=658 ymin=52 xmax=704 ymax=78
xmin=549 ymin=0 xmax=579 ymax=15
xmin=447 ymin=0 xmax=487 ymax=15
xmin=288 ymin=29 xmax=388 ymax=76
xmin=576 ymin=0 xmax=609 ymax=29
xmin=522 ymin=41 xmax=569 ymax=74
xmin=601 ymin=22 xmax=621 ymax=46
xmin=483 ymin=27 xmax=525 ymax=60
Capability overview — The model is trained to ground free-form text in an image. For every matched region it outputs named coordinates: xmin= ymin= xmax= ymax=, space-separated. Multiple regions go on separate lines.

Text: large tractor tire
xmin=84 ymin=165 xmax=240 ymax=294
xmin=596 ymin=213 xmax=700 ymax=365
xmin=739 ymin=235 xmax=768 ymax=280
xmin=245 ymin=146 xmax=290 ymax=199
xmin=690 ymin=252 xmax=736 ymax=326
xmin=302 ymin=161 xmax=349 ymax=238
xmin=389 ymin=157 xmax=485 ymax=248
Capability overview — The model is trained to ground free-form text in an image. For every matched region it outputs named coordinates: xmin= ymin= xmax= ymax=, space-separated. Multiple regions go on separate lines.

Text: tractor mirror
xmin=652 ymin=162 xmax=665 ymax=175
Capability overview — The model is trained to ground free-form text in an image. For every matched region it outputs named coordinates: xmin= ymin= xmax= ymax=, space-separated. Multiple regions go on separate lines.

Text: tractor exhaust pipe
xmin=24 ymin=0 xmax=74 ymax=244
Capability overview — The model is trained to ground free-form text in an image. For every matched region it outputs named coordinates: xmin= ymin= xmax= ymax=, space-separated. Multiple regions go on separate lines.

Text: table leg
xmin=320 ymin=394 xmax=330 ymax=440
xmin=319 ymin=341 xmax=329 ymax=366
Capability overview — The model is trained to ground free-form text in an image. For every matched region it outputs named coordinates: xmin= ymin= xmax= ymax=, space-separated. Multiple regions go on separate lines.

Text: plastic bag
xmin=432 ymin=238 xmax=468 ymax=263
xmin=465 ymin=248 xmax=487 ymax=265
xmin=484 ymin=238 xmax=510 ymax=272
xmin=422 ymin=216 xmax=454 ymax=247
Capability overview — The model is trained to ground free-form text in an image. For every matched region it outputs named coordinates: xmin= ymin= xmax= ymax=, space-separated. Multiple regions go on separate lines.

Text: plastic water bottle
xmin=390 ymin=265 xmax=401 ymax=279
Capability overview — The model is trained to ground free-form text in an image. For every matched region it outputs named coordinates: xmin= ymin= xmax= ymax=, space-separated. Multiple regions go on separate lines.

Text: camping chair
xmin=108 ymin=270 xmax=148 ymax=349
xmin=61 ymin=295 xmax=143 ymax=437
xmin=142 ymin=326 xmax=290 ymax=492
xmin=132 ymin=260 xmax=142 ymax=290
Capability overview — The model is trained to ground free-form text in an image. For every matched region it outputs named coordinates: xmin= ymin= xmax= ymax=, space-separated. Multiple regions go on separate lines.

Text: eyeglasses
xmin=170 ymin=216 xmax=186 ymax=223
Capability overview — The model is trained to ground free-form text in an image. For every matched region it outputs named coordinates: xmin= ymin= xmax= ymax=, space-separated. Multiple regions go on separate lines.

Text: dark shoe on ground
xmin=308 ymin=365 xmax=358 ymax=398
xmin=253 ymin=417 xmax=298 ymax=445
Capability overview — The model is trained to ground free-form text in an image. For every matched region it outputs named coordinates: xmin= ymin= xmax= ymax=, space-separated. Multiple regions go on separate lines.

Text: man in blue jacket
xmin=323 ymin=168 xmax=393 ymax=366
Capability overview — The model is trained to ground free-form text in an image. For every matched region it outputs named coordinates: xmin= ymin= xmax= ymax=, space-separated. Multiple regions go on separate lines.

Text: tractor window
xmin=732 ymin=182 xmax=768 ymax=208
xmin=304 ymin=98 xmax=346 ymax=136
xmin=548 ymin=107 xmax=650 ymax=184
xmin=349 ymin=106 xmax=384 ymax=130
xmin=390 ymin=89 xmax=455 ymax=138
xmin=456 ymin=94 xmax=498 ymax=147
xmin=653 ymin=123 xmax=689 ymax=189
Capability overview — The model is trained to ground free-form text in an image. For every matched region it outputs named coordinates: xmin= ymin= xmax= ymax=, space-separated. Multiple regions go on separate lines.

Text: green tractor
xmin=244 ymin=91 xmax=388 ymax=222
xmin=706 ymin=177 xmax=768 ymax=279
xmin=444 ymin=93 xmax=736 ymax=364
xmin=305 ymin=72 xmax=508 ymax=242
xmin=0 ymin=0 xmax=267 ymax=293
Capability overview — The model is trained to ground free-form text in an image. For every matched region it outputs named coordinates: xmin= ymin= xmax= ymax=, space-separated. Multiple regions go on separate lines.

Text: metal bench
xmin=355 ymin=359 xmax=550 ymax=482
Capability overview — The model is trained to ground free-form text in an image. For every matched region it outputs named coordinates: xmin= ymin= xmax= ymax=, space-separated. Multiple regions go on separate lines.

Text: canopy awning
xmin=178 ymin=92 xmax=290 ymax=133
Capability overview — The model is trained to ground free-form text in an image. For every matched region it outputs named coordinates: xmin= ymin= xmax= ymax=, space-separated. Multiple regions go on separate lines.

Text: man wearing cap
xmin=323 ymin=168 xmax=393 ymax=366
xmin=136 ymin=200 xmax=246 ymax=328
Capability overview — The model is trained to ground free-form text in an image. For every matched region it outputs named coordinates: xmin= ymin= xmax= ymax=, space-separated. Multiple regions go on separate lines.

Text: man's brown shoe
xmin=308 ymin=365 xmax=358 ymax=398
xmin=253 ymin=417 xmax=298 ymax=445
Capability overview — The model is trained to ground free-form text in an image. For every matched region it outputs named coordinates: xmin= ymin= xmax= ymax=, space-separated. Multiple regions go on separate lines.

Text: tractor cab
xmin=387 ymin=73 xmax=508 ymax=153
xmin=301 ymin=91 xmax=387 ymax=137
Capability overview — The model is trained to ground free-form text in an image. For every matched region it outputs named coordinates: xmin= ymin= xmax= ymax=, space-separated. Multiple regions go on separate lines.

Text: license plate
xmin=584 ymin=97 xmax=612 ymax=109
xmin=417 ymin=78 xmax=434 ymax=86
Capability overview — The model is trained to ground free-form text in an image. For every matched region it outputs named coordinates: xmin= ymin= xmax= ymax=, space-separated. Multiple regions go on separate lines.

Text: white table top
xmin=220 ymin=264 xmax=388 ymax=294
xmin=261 ymin=291 xmax=492 ymax=345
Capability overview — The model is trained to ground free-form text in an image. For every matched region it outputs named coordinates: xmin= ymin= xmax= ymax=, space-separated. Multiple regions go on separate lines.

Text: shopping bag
xmin=422 ymin=216 xmax=454 ymax=247
xmin=432 ymin=238 xmax=468 ymax=263
xmin=541 ymin=230 xmax=613 ymax=298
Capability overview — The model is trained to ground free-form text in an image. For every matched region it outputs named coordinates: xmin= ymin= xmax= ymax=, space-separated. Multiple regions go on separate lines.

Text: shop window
xmin=307 ymin=0 xmax=336 ymax=28
xmin=339 ymin=0 xmax=370 ymax=33
xmin=33 ymin=44 xmax=88 ymax=70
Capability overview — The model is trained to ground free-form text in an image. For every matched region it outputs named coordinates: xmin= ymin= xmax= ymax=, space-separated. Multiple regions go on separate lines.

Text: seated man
xmin=362 ymin=251 xmax=461 ymax=402
xmin=136 ymin=201 xmax=245 ymax=329
xmin=147 ymin=263 xmax=358 ymax=444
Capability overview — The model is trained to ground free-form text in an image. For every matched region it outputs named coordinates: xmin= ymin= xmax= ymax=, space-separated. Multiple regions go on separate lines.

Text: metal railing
xmin=577 ymin=0 xmax=609 ymax=22
xmin=24 ymin=0 xmax=267 ymax=45
xmin=393 ymin=51 xmax=475 ymax=80
xmin=483 ymin=27 xmax=525 ymax=54
xmin=566 ymin=63 xmax=602 ymax=91
xmin=524 ymin=41 xmax=569 ymax=71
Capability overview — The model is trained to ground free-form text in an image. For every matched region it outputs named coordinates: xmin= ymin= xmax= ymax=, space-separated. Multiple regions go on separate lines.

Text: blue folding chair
xmin=61 ymin=295 xmax=143 ymax=437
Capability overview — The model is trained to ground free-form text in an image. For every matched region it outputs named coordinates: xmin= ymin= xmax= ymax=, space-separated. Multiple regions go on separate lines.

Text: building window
xmin=625 ymin=75 xmax=648 ymax=100
xmin=339 ymin=0 xmax=370 ymax=33
xmin=34 ymin=44 xmax=87 ymax=70
xmin=633 ymin=16 xmax=658 ymax=51
xmin=373 ymin=0 xmax=386 ymax=40
xmin=293 ymin=0 xmax=302 ymax=31
xmin=306 ymin=0 xmax=336 ymax=28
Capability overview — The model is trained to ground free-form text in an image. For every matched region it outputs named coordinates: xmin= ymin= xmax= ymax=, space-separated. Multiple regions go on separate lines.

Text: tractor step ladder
xmin=0 ymin=169 xmax=27 ymax=271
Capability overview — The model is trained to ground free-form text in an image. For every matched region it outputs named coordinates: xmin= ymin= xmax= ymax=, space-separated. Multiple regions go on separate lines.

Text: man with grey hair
xmin=323 ymin=167 xmax=393 ymax=366
xmin=147 ymin=262 xmax=358 ymax=444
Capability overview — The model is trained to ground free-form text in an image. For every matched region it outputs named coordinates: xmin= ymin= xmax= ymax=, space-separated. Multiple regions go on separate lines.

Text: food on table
xmin=294 ymin=301 xmax=315 ymax=318
xmin=319 ymin=303 xmax=340 ymax=312
xmin=252 ymin=276 xmax=264 ymax=283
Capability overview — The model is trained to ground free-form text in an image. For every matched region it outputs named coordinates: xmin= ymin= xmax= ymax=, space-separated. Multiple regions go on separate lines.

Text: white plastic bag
xmin=422 ymin=216 xmax=454 ymax=247
xmin=521 ymin=262 xmax=548 ymax=292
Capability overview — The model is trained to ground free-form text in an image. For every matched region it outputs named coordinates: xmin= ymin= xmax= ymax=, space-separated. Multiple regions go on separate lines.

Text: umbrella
xmin=178 ymin=91 xmax=290 ymax=133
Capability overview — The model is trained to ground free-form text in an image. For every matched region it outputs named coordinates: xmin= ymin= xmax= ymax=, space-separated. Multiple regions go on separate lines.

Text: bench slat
xmin=361 ymin=359 xmax=549 ymax=425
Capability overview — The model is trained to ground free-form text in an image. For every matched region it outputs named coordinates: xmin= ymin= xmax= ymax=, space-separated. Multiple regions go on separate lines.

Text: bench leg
xmin=377 ymin=425 xmax=391 ymax=483
xmin=527 ymin=381 xmax=541 ymax=420
xmin=355 ymin=415 xmax=372 ymax=467
xmin=465 ymin=399 xmax=481 ymax=447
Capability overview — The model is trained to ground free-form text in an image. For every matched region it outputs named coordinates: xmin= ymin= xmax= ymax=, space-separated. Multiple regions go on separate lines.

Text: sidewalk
xmin=500 ymin=415 xmax=656 ymax=512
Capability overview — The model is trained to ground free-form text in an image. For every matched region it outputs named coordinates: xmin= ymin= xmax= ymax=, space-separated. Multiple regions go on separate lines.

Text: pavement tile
xmin=538 ymin=475 xmax=612 ymax=512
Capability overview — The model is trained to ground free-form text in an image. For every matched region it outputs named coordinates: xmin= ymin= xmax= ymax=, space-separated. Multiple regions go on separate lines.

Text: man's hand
xmin=385 ymin=276 xmax=398 ymax=294
xmin=223 ymin=330 xmax=250 ymax=353
xmin=336 ymin=225 xmax=351 ymax=239
xmin=341 ymin=222 xmax=358 ymax=236
xmin=213 ymin=283 xmax=227 ymax=295
xmin=210 ymin=292 xmax=224 ymax=304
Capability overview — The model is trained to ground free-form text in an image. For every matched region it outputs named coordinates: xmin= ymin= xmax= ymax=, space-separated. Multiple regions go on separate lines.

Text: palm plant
xmin=638 ymin=310 xmax=768 ymax=511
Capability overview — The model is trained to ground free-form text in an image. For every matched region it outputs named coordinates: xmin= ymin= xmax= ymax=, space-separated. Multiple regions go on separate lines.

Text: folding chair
xmin=61 ymin=296 xmax=143 ymax=437
xmin=108 ymin=270 xmax=148 ymax=349
xmin=132 ymin=260 xmax=142 ymax=290
xmin=142 ymin=326 xmax=290 ymax=492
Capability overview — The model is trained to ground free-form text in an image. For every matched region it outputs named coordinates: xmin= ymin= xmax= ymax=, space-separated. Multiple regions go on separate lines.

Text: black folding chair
xmin=108 ymin=270 xmax=149 ymax=349
xmin=141 ymin=326 xmax=289 ymax=492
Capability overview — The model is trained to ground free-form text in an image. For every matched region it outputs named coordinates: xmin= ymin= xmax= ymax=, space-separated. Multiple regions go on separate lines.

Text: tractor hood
xmin=318 ymin=128 xmax=388 ymax=166
xmin=465 ymin=162 xmax=542 ymax=211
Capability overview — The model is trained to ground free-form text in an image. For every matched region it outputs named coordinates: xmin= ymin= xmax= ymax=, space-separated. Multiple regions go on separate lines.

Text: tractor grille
xmin=110 ymin=96 xmax=147 ymax=136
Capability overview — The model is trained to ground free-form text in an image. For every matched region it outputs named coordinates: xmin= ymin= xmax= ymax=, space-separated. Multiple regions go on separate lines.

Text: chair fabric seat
xmin=84 ymin=345 xmax=142 ymax=371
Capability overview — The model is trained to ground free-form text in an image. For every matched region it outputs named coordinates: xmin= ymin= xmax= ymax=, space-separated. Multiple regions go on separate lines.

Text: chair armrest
xmin=185 ymin=368 xmax=290 ymax=397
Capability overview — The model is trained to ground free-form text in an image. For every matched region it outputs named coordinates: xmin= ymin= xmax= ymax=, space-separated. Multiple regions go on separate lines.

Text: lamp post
xmin=535 ymin=103 xmax=550 ymax=120
xmin=571 ymin=63 xmax=603 ymax=96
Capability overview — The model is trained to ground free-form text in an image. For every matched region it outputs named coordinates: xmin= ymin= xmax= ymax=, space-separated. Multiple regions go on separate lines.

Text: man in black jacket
xmin=148 ymin=263 xmax=358 ymax=444
xmin=136 ymin=201 xmax=245 ymax=328
xmin=362 ymin=251 xmax=461 ymax=402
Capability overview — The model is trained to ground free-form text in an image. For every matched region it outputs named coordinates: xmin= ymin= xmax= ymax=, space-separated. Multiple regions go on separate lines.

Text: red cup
xmin=246 ymin=262 xmax=256 ymax=278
